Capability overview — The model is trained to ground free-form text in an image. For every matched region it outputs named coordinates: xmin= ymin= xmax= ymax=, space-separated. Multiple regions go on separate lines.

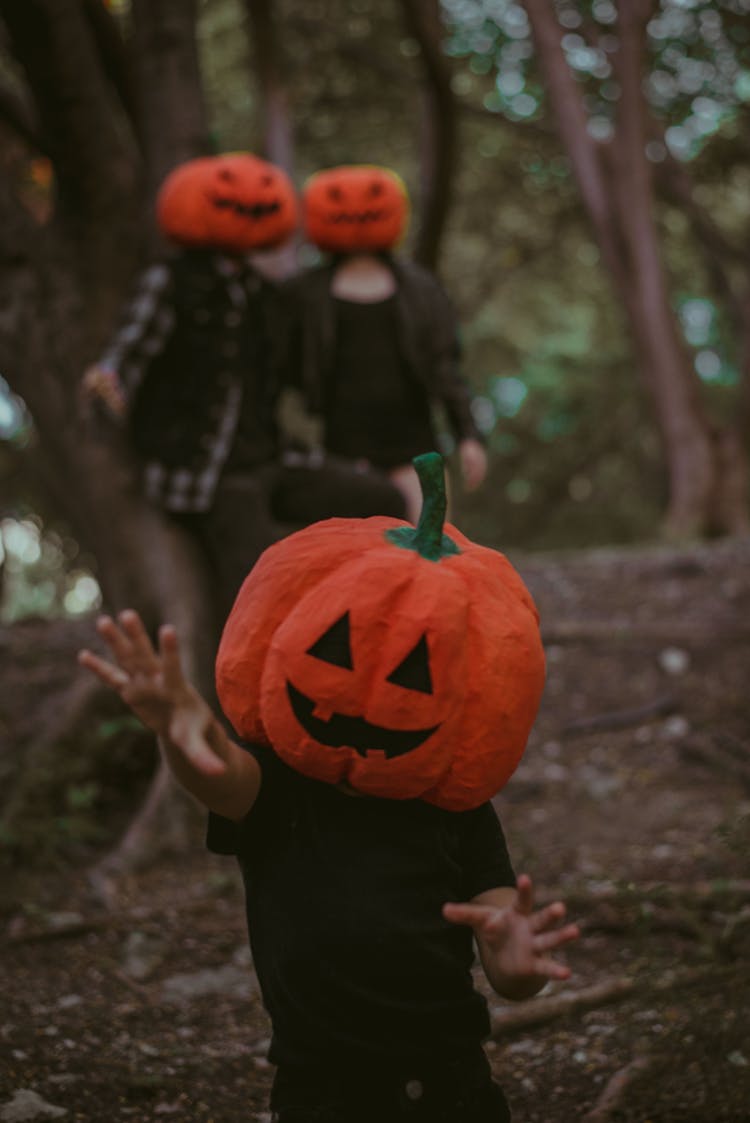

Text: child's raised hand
xmin=78 ymin=610 xmax=226 ymax=776
xmin=443 ymin=874 xmax=579 ymax=995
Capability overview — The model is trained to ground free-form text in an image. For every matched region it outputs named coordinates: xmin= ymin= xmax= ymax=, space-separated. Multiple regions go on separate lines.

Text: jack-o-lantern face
xmin=302 ymin=164 xmax=409 ymax=254
xmin=288 ymin=614 xmax=439 ymax=756
xmin=156 ymin=153 xmax=298 ymax=254
xmin=216 ymin=453 xmax=546 ymax=810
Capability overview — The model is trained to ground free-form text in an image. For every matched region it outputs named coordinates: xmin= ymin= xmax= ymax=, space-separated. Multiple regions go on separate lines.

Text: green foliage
xmin=0 ymin=515 xmax=101 ymax=623
xmin=0 ymin=699 xmax=157 ymax=866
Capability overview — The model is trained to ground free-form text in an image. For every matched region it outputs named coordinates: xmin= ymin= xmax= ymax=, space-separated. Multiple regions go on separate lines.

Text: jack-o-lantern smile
xmin=285 ymin=612 xmax=440 ymax=756
xmin=156 ymin=153 xmax=298 ymax=253
xmin=303 ymin=164 xmax=409 ymax=253
xmin=209 ymin=195 xmax=283 ymax=220
xmin=286 ymin=683 xmax=439 ymax=757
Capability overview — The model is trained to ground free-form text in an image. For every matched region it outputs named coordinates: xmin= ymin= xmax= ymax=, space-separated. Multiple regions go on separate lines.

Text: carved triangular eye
xmin=306 ymin=612 xmax=353 ymax=669
xmin=386 ymin=635 xmax=432 ymax=694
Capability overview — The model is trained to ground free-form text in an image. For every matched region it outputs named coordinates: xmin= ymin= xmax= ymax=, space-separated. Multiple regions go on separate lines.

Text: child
xmin=286 ymin=164 xmax=488 ymax=522
xmin=78 ymin=455 xmax=579 ymax=1122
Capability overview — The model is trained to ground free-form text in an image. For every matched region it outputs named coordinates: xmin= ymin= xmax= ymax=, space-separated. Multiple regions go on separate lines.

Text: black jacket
xmin=283 ymin=258 xmax=483 ymax=448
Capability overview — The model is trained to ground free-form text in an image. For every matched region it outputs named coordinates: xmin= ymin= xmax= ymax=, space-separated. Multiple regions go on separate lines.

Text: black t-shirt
xmin=207 ymin=747 xmax=515 ymax=1068
xmin=324 ymin=297 xmax=437 ymax=469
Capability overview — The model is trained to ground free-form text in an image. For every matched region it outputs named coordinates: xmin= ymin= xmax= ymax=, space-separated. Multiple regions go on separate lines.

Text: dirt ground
xmin=1 ymin=537 xmax=750 ymax=1122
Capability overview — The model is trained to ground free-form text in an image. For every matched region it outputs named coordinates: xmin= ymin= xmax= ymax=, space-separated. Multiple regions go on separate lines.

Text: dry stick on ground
xmin=489 ymin=964 xmax=737 ymax=1037
xmin=679 ymin=735 xmax=750 ymax=791
xmin=581 ymin=1056 xmax=652 ymax=1123
xmin=491 ymin=978 xmax=636 ymax=1036
xmin=562 ymin=694 xmax=676 ymax=735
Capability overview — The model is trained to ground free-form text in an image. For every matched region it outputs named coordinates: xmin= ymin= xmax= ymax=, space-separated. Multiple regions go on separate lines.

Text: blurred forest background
xmin=1 ymin=0 xmax=749 ymax=628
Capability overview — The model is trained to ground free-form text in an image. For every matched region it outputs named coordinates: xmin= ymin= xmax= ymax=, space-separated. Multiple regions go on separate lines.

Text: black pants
xmin=178 ymin=456 xmax=406 ymax=620
xmin=269 ymin=1050 xmax=511 ymax=1123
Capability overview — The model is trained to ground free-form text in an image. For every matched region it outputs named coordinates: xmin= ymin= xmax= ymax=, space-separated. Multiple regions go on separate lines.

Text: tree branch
xmin=0 ymin=0 xmax=138 ymax=223
xmin=399 ymin=0 xmax=458 ymax=271
xmin=521 ymin=0 xmax=628 ymax=294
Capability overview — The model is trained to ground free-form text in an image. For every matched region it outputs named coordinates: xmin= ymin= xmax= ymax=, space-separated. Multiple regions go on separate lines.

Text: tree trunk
xmin=130 ymin=0 xmax=212 ymax=206
xmin=522 ymin=0 xmax=749 ymax=538
xmin=399 ymin=0 xmax=458 ymax=272
xmin=244 ymin=0 xmax=298 ymax=278
xmin=0 ymin=0 xmax=220 ymax=879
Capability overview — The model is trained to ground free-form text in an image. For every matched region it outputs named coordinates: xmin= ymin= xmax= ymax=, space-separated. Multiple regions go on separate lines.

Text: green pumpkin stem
xmin=385 ymin=451 xmax=460 ymax=561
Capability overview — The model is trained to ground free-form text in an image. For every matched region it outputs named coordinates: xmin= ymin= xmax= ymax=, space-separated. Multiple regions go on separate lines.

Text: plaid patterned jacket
xmin=100 ymin=250 xmax=283 ymax=513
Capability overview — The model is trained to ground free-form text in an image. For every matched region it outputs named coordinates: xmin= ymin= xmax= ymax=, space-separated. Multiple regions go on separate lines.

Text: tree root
xmin=679 ymin=734 xmax=750 ymax=790
xmin=491 ymin=978 xmax=636 ymax=1036
xmin=86 ymin=758 xmax=194 ymax=907
xmin=490 ymin=963 xmax=736 ymax=1037
xmin=581 ymin=1056 xmax=652 ymax=1122
xmin=562 ymin=694 xmax=676 ymax=736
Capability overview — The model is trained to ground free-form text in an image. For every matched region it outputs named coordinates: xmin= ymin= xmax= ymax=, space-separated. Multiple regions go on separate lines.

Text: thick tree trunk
xmin=611 ymin=3 xmax=717 ymax=537
xmin=130 ymin=0 xmax=212 ymax=206
xmin=0 ymin=0 xmax=220 ymax=880
xmin=522 ymin=0 xmax=749 ymax=538
xmin=399 ymin=0 xmax=458 ymax=272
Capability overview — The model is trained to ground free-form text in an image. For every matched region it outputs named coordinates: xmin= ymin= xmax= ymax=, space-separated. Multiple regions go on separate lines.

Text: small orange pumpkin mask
xmin=216 ymin=453 xmax=546 ymax=810
xmin=156 ymin=153 xmax=298 ymax=254
xmin=302 ymin=164 xmax=409 ymax=254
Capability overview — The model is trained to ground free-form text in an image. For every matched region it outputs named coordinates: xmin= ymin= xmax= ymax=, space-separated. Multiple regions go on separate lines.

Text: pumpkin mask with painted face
xmin=216 ymin=454 xmax=545 ymax=810
xmin=156 ymin=153 xmax=298 ymax=255
xmin=302 ymin=164 xmax=409 ymax=254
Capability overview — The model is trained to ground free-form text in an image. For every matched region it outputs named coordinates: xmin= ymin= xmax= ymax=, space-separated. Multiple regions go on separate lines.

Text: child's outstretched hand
xmin=78 ymin=610 xmax=226 ymax=777
xmin=443 ymin=874 xmax=579 ymax=1000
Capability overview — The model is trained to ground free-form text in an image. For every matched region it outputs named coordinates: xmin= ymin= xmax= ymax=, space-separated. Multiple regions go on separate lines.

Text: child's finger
xmin=530 ymin=901 xmax=566 ymax=932
xmin=118 ymin=610 xmax=160 ymax=672
xmin=514 ymin=874 xmax=535 ymax=916
xmin=78 ymin=648 xmax=129 ymax=690
xmin=533 ymin=923 xmax=580 ymax=954
xmin=442 ymin=902 xmax=494 ymax=929
xmin=534 ymin=956 xmax=572 ymax=981
xmin=158 ymin=625 xmax=185 ymax=692
xmin=96 ymin=614 xmax=136 ymax=669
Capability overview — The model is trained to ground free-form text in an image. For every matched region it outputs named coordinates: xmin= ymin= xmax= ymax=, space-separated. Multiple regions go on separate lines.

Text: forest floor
xmin=1 ymin=536 xmax=750 ymax=1123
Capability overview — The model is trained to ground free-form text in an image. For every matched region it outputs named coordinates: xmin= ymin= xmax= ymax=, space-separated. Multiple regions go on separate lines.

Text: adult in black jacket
xmin=287 ymin=164 xmax=488 ymax=522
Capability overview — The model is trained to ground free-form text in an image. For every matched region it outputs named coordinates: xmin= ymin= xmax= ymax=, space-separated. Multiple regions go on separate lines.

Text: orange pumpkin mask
xmin=156 ymin=153 xmax=298 ymax=254
xmin=216 ymin=453 xmax=545 ymax=811
xmin=302 ymin=164 xmax=409 ymax=254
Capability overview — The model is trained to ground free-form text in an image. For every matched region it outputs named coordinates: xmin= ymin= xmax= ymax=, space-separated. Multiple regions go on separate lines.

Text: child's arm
xmin=443 ymin=874 xmax=579 ymax=1001
xmin=78 ymin=610 xmax=261 ymax=821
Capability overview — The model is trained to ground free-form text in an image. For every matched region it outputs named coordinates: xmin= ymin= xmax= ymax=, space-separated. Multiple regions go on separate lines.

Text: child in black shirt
xmin=80 ymin=608 xmax=578 ymax=1122
xmin=79 ymin=455 xmax=579 ymax=1121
